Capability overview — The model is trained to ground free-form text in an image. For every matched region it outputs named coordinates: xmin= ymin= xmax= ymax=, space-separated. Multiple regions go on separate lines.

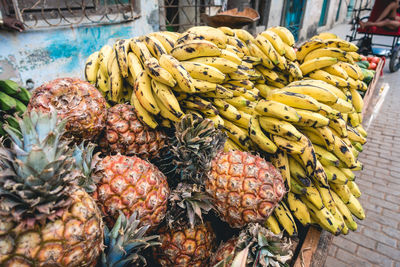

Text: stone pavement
xmin=324 ymin=24 xmax=400 ymax=267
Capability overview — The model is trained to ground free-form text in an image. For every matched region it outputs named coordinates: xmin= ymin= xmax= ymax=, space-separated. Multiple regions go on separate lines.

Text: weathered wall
xmin=266 ymin=0 xmax=285 ymax=29
xmin=0 ymin=0 xmax=158 ymax=88
xmin=298 ymin=0 xmax=324 ymax=41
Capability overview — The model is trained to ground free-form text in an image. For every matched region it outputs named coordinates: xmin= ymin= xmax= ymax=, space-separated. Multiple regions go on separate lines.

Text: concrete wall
xmin=0 ymin=0 xmax=158 ymax=88
xmin=266 ymin=0 xmax=285 ymax=28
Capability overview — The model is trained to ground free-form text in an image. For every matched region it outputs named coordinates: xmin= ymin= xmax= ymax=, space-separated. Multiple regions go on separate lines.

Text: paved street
xmin=324 ymin=24 xmax=400 ymax=267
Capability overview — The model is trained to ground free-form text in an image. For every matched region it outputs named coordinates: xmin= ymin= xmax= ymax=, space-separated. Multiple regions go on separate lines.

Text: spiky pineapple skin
xmin=0 ymin=187 xmax=103 ymax=266
xmin=205 ymin=151 xmax=286 ymax=228
xmin=27 ymin=78 xmax=107 ymax=141
xmin=154 ymin=222 xmax=215 ymax=267
xmin=100 ymin=104 xmax=167 ymax=159
xmin=210 ymin=238 xmax=237 ymax=266
xmin=92 ymin=155 xmax=169 ymax=229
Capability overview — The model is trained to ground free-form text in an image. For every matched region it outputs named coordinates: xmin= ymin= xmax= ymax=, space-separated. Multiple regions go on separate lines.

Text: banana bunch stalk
xmin=0 ymin=79 xmax=31 ymax=136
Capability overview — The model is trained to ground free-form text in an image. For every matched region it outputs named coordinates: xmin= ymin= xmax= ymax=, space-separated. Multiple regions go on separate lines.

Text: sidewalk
xmin=324 ymin=24 xmax=400 ymax=267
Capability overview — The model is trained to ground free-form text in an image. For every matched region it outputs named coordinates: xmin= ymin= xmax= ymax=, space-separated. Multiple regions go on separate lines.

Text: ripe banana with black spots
xmin=160 ymin=54 xmax=196 ymax=93
xmin=151 ymin=79 xmax=183 ymax=119
xmin=347 ymin=181 xmax=361 ymax=198
xmin=274 ymin=202 xmax=297 ymax=236
xmin=324 ymin=38 xmax=358 ymax=52
xmin=255 ymin=99 xmax=301 ymax=122
xmin=337 ymin=61 xmax=363 ymax=80
xmin=265 ymin=215 xmax=282 ymax=234
xmin=300 ymin=57 xmax=338 ymax=75
xmin=187 ymin=56 xmax=238 ymax=73
xmin=303 ymin=47 xmax=350 ymax=63
xmin=115 ymin=39 xmax=131 ymax=78
xmin=200 ymin=85 xmax=234 ymax=98
xmin=259 ymin=116 xmax=303 ymax=141
xmin=314 ymin=144 xmax=340 ymax=166
xmin=148 ymin=32 xmax=175 ymax=53
xmin=270 ymin=150 xmax=291 ymax=188
xmin=247 ymin=40 xmax=275 ymax=69
xmin=271 ymin=134 xmax=307 ymax=154
xmin=129 ymin=38 xmax=154 ymax=65
xmin=248 ymin=115 xmax=277 ymax=153
xmin=99 ymin=44 xmax=113 ymax=76
xmin=218 ymin=26 xmax=235 ymax=36
xmin=296 ymin=39 xmax=326 ymax=61
xmin=288 ymin=155 xmax=311 ymax=186
xmin=107 ymin=53 xmax=123 ymax=102
xmin=284 ymin=83 xmax=338 ymax=104
xmin=267 ymin=90 xmax=322 ymax=111
xmin=153 ymin=91 xmax=182 ymax=122
xmin=171 ymin=40 xmax=221 ymax=60
xmin=268 ymin=26 xmax=295 ymax=47
xmin=227 ymin=36 xmax=251 ymax=56
xmin=212 ymin=98 xmax=242 ymax=121
xmin=331 ymin=190 xmax=358 ymax=231
xmin=287 ymin=192 xmax=311 ymax=226
xmin=294 ymin=109 xmax=330 ymax=127
xmin=144 ymin=57 xmax=176 ymax=87
xmin=223 ymin=119 xmax=253 ymax=150
xmin=141 ymin=35 xmax=167 ymax=59
xmin=180 ymin=61 xmax=226 ymax=83
xmin=261 ymin=30 xmax=285 ymax=55
xmin=134 ymin=71 xmax=160 ymax=115
xmin=255 ymin=35 xmax=280 ymax=66
xmin=127 ymin=52 xmax=144 ymax=80
xmin=130 ymin=92 xmax=158 ymax=129
xmin=323 ymin=64 xmax=349 ymax=79
xmin=287 ymin=62 xmax=303 ymax=79
xmin=185 ymin=26 xmax=227 ymax=48
xmin=308 ymin=69 xmax=349 ymax=87
xmin=85 ymin=51 xmax=100 ymax=84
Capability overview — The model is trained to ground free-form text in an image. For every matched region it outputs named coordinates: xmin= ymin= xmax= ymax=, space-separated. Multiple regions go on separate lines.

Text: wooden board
xmin=362 ymin=59 xmax=384 ymax=117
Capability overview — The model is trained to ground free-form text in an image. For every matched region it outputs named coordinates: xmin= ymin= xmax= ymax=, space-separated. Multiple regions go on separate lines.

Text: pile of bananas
xmin=0 ymin=80 xmax=30 ymax=136
xmin=84 ymin=26 xmax=368 ymax=237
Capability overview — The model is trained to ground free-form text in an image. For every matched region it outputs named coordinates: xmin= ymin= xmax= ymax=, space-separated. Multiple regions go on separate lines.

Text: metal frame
xmin=6 ymin=0 xmax=139 ymax=29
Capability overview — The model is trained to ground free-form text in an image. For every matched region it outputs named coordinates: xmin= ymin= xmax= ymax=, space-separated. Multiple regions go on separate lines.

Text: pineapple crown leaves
xmin=72 ymin=141 xmax=100 ymax=193
xmin=100 ymin=211 xmax=161 ymax=267
xmin=172 ymin=114 xmax=226 ymax=184
xmin=166 ymin=183 xmax=214 ymax=229
xmin=0 ymin=109 xmax=79 ymax=222
xmin=214 ymin=224 xmax=293 ymax=267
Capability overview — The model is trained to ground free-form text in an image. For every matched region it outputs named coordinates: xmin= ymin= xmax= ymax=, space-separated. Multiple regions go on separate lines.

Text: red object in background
xmin=371 ymin=56 xmax=380 ymax=64
xmin=368 ymin=62 xmax=377 ymax=70
xmin=360 ymin=55 xmax=367 ymax=61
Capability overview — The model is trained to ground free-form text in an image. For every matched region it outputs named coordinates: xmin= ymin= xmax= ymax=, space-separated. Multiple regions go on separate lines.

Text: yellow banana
xmin=151 ymin=79 xmax=183 ymax=119
xmin=347 ymin=181 xmax=361 ymax=198
xmin=115 ymin=39 xmax=131 ymax=78
xmin=259 ymin=116 xmax=303 ymax=141
xmin=153 ymin=91 xmax=182 ymax=122
xmin=220 ymin=49 xmax=242 ymax=65
xmin=314 ymin=144 xmax=340 ymax=166
xmin=283 ymin=42 xmax=296 ymax=61
xmin=134 ymin=71 xmax=160 ymax=114
xmin=274 ymin=202 xmax=297 ymax=236
xmin=227 ymin=36 xmax=251 ymax=56
xmin=318 ymin=102 xmax=341 ymax=119
xmin=107 ymin=53 xmax=123 ymax=102
xmin=171 ymin=40 xmax=221 ymax=60
xmin=130 ymin=92 xmax=158 ymax=129
xmin=271 ymin=150 xmax=291 ymax=189
xmin=233 ymin=29 xmax=255 ymax=43
xmin=248 ymin=116 xmax=278 ymax=153
xmin=144 ymin=57 xmax=176 ymax=87
xmin=294 ymin=109 xmax=330 ymax=127
xmin=199 ymin=85 xmax=234 ymax=98
xmin=329 ymin=118 xmax=348 ymax=138
xmin=268 ymin=26 xmax=295 ymax=47
xmin=225 ymin=95 xmax=251 ymax=108
xmin=308 ymin=69 xmax=350 ymax=87
xmin=255 ymin=83 xmax=271 ymax=98
xmin=218 ymin=26 xmax=235 ymax=36
xmin=271 ymin=134 xmax=306 ymax=154
xmin=99 ymin=44 xmax=113 ymax=77
xmin=267 ymin=90 xmax=322 ymax=111
xmin=287 ymin=192 xmax=311 ymax=226
xmin=255 ymin=99 xmax=301 ymax=122
xmin=180 ymin=61 xmax=226 ymax=83
xmin=284 ymin=83 xmax=338 ymax=104
xmin=265 ymin=215 xmax=282 ymax=234
xmin=224 ymin=138 xmax=242 ymax=152
xmin=226 ymin=44 xmax=245 ymax=58
xmin=96 ymin=68 xmax=109 ymax=94
xmin=303 ymin=47 xmax=349 ymax=63
xmin=242 ymin=55 xmax=261 ymax=65
xmin=185 ymin=26 xmax=227 ymax=48
xmin=141 ymin=35 xmax=167 ymax=60
xmin=255 ymin=35 xmax=280 ymax=65
xmin=331 ymin=190 xmax=358 ymax=231
xmin=287 ymin=61 xmax=303 ymax=80
xmin=311 ymin=32 xmax=338 ymax=40
xmin=127 ymin=52 xmax=144 ymax=80
xmin=337 ymin=62 xmax=362 ymax=80
xmin=261 ymin=30 xmax=285 ymax=55
xmin=324 ymin=165 xmax=348 ymax=184
xmin=129 ymin=38 xmax=154 ymax=65
xmin=347 ymin=125 xmax=367 ymax=144
xmin=247 ymin=40 xmax=275 ymax=69
xmin=223 ymin=119 xmax=252 ymax=149
xmin=148 ymin=32 xmax=176 ymax=53
xmin=300 ymin=57 xmax=338 ymax=75
xmin=231 ymin=110 xmax=251 ymax=128
xmin=296 ymin=39 xmax=326 ymax=61
xmin=323 ymin=64 xmax=349 ymax=79
xmin=85 ymin=51 xmax=100 ymax=85
xmin=288 ymin=155 xmax=311 ymax=186
xmin=345 ymin=194 xmax=365 ymax=220
xmin=349 ymin=87 xmax=364 ymax=113
xmin=187 ymin=56 xmax=238 ymax=73
xmin=212 ymin=99 xmax=242 ymax=121
xmin=160 ymin=54 xmax=196 ymax=93
xmin=324 ymin=38 xmax=358 ymax=52
xmin=330 ymin=98 xmax=354 ymax=113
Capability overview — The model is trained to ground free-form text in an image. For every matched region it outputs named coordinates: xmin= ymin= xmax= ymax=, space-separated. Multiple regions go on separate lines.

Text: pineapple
xmin=211 ymin=223 xmax=293 ymax=266
xmin=100 ymin=103 xmax=167 ymax=159
xmin=171 ymin=115 xmax=286 ymax=228
xmin=27 ymin=78 xmax=107 ymax=142
xmin=0 ymin=110 xmax=103 ymax=266
xmin=92 ymin=155 xmax=170 ymax=229
xmin=153 ymin=184 xmax=216 ymax=267
xmin=100 ymin=211 xmax=160 ymax=266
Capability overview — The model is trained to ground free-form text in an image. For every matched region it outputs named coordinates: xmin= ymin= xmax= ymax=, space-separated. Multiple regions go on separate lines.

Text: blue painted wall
xmin=0 ymin=0 xmax=159 ymax=88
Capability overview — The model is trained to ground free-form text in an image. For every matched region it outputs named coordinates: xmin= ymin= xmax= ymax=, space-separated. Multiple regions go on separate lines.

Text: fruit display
xmin=0 ymin=79 xmax=30 ymax=136
xmin=0 ymin=24 xmax=373 ymax=266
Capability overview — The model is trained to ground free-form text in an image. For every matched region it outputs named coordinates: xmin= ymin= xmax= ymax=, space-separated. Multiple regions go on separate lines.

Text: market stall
xmin=0 ymin=26 xmax=372 ymax=266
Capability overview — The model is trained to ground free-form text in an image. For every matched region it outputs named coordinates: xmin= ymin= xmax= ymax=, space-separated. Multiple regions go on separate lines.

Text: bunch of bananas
xmin=0 ymin=80 xmax=31 ymax=136
xmin=84 ymin=26 xmax=368 ymax=237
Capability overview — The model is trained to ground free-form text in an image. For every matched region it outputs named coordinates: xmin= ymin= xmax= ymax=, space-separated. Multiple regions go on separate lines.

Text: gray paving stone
xmin=332 ymin=236 xmax=358 ymax=253
xmin=376 ymin=243 xmax=400 ymax=261
xmin=324 ymin=255 xmax=349 ymax=267
xmin=357 ymin=247 xmax=394 ymax=267
xmin=362 ymin=227 xmax=397 ymax=247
